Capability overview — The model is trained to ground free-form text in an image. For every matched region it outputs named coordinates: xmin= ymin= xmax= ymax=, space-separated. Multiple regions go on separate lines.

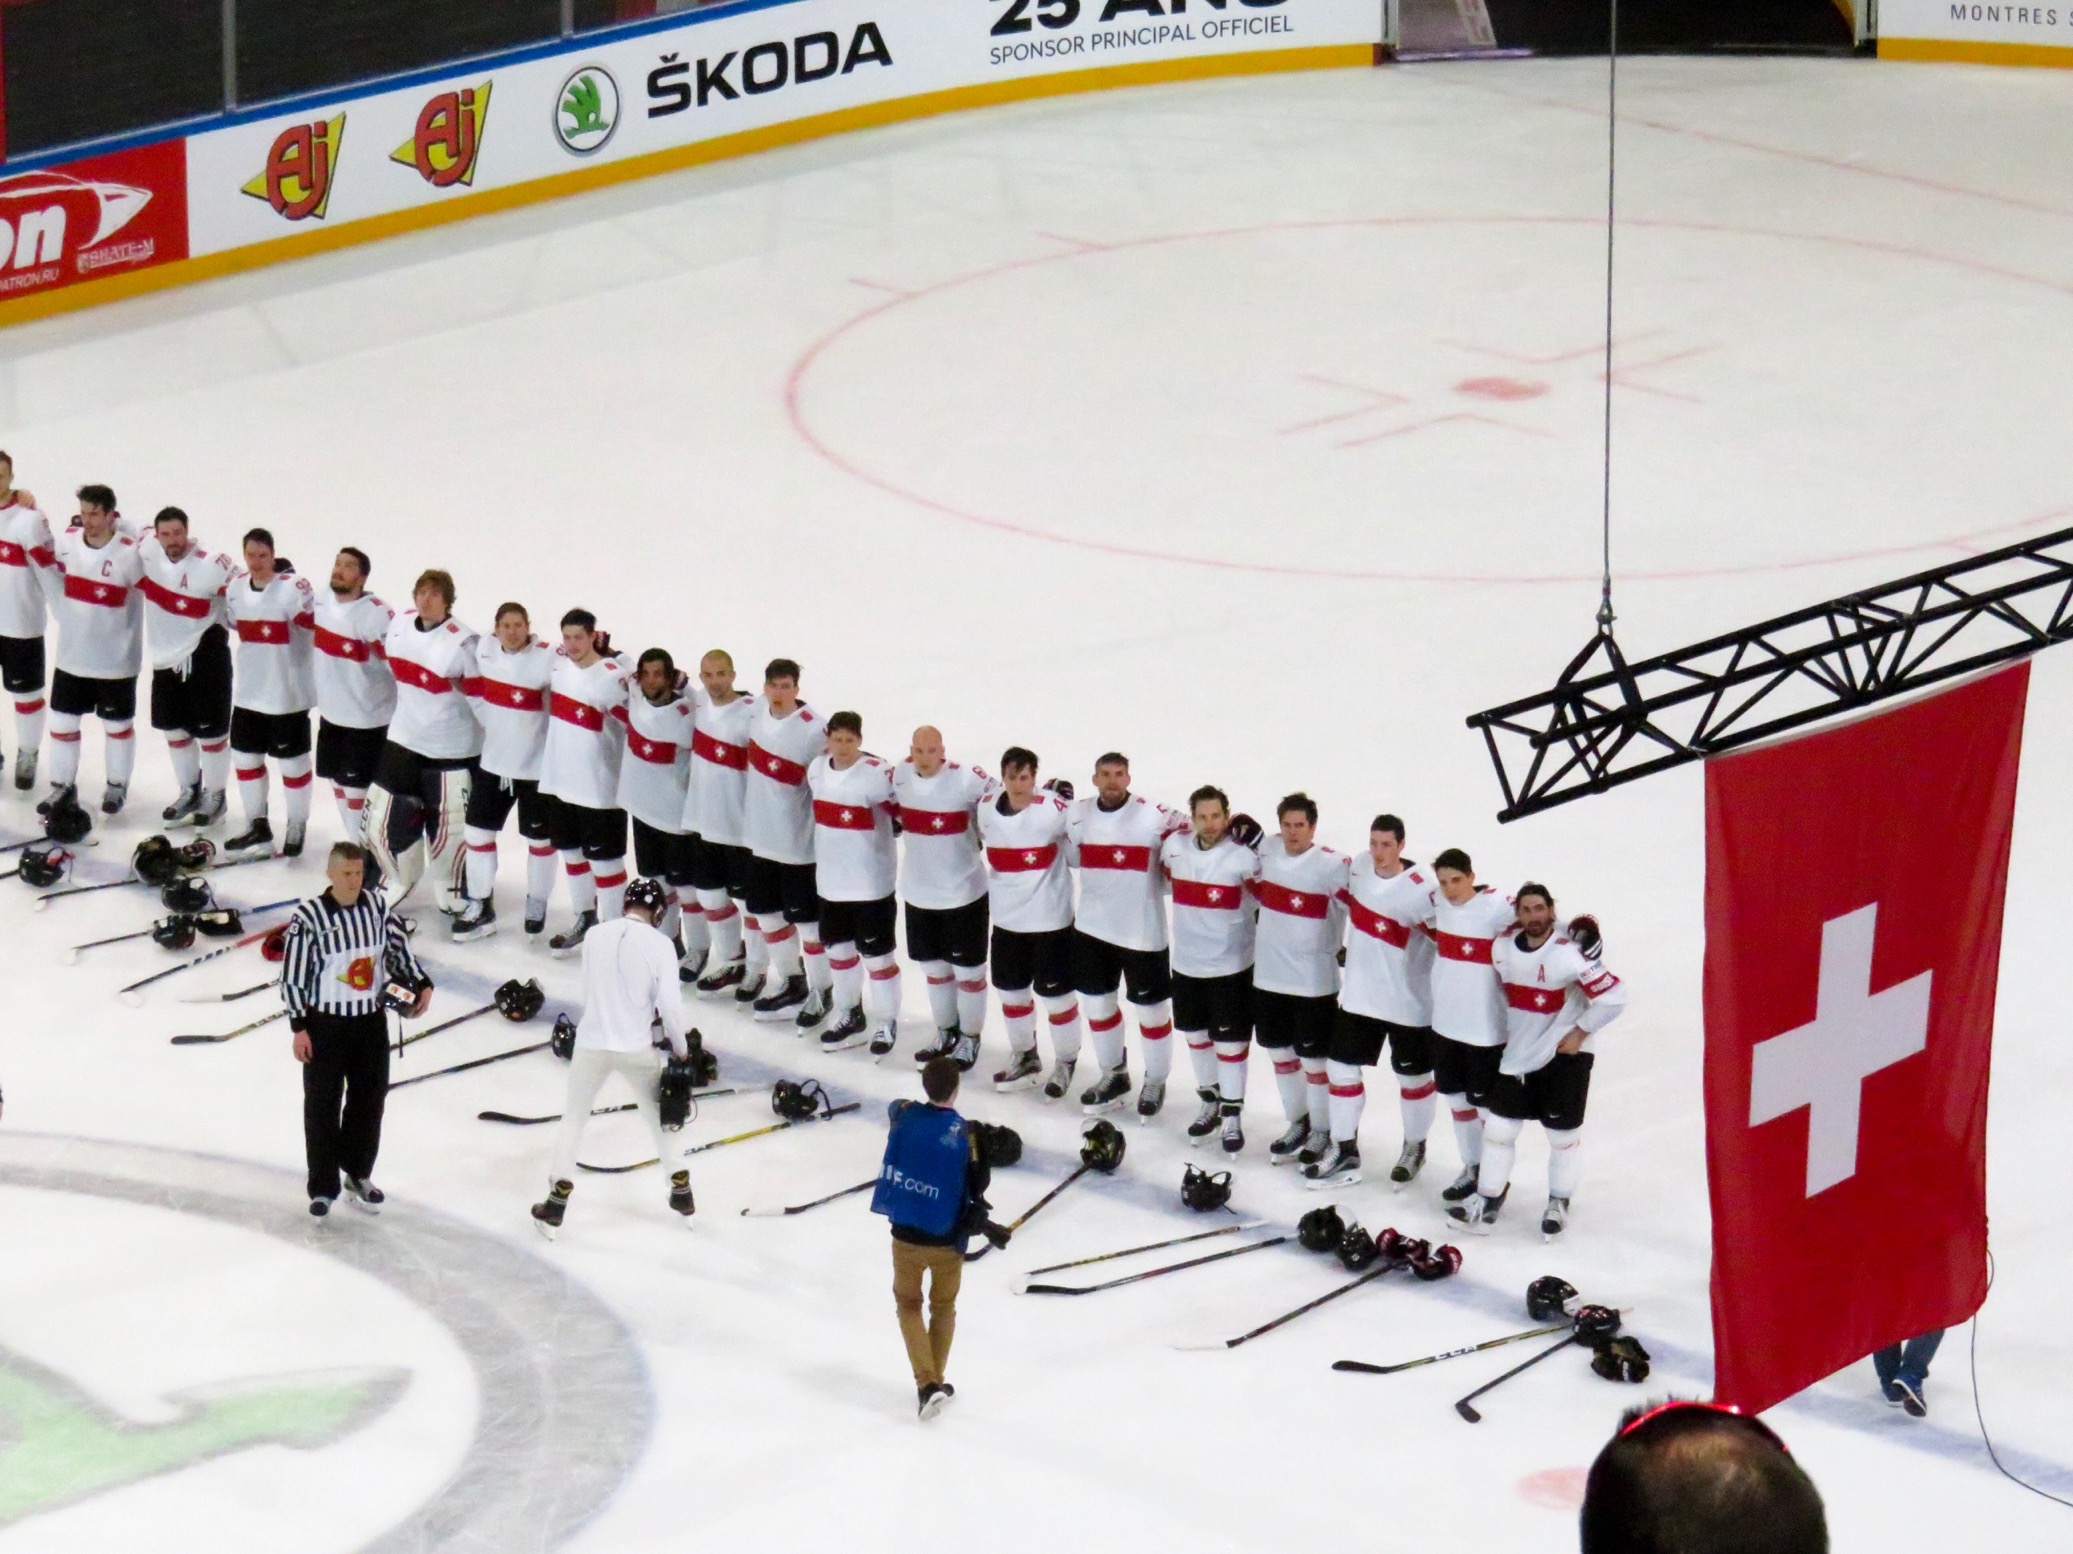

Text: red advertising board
xmin=0 ymin=138 xmax=188 ymax=303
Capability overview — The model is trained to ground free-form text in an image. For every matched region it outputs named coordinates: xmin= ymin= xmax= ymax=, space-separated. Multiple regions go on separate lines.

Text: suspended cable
xmin=1597 ymin=0 xmax=1620 ymax=634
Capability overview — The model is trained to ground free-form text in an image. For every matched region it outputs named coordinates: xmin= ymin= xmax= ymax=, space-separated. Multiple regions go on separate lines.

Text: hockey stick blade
xmin=1455 ymin=1400 xmax=1483 ymax=1423
xmin=478 ymin=1102 xmax=639 ymax=1126
xmin=1450 ymin=1334 xmax=1580 ymax=1424
xmin=578 ymin=1157 xmax=665 ymax=1174
xmin=740 ymin=1178 xmax=874 ymax=1216
xmin=180 ymin=978 xmax=279 ymax=1004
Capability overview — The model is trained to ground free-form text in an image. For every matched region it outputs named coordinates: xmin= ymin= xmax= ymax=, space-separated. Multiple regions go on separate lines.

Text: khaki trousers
xmin=892 ymin=1238 xmax=964 ymax=1388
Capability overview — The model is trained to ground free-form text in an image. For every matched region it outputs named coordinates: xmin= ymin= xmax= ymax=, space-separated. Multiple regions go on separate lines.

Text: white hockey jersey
xmin=978 ymin=792 xmax=1073 ymax=934
xmin=1426 ymin=888 xmax=1517 ymax=1047
xmin=742 ymin=698 xmax=822 ymax=865
xmin=384 ymin=611 xmax=482 ymax=760
xmin=1161 ymin=832 xmax=1260 ymax=979
xmin=683 ymin=689 xmax=753 ymax=846
xmin=619 ymin=691 xmax=694 ymax=832
xmin=1252 ymin=838 xmax=1350 ymax=998
xmin=227 ymin=571 xmax=316 ymax=715
xmin=1338 ymin=857 xmax=1438 ymax=1027
xmin=809 ymin=753 xmax=897 ymax=902
xmin=471 ymin=636 xmax=552 ymax=781
xmin=1492 ymin=931 xmax=1628 ymax=1076
xmin=892 ymin=760 xmax=994 ymax=911
xmin=0 ymin=496 xmax=57 ymax=640
xmin=136 ymin=537 xmax=234 ymax=670
xmin=1069 ymin=793 xmax=1187 ymax=953
xmin=50 ymin=528 xmax=145 ymax=679
xmin=542 ymin=653 xmax=631 ymax=811
xmin=312 ymin=592 xmax=396 ymax=729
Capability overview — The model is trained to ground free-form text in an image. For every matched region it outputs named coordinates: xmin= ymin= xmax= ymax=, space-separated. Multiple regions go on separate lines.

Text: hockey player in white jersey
xmin=1422 ymin=847 xmax=1519 ymax=1207
xmin=456 ymin=603 xmax=555 ymax=941
xmin=44 ymin=483 xmax=144 ymax=817
xmin=0 ymin=452 xmax=55 ymax=791
xmin=619 ymin=648 xmax=699 ymax=968
xmin=741 ymin=658 xmax=828 ymax=1024
xmin=1066 ymin=753 xmax=1188 ymax=1118
xmin=367 ymin=569 xmax=480 ymax=910
xmin=1317 ymin=815 xmax=1441 ymax=1189
xmin=892 ymin=726 xmax=994 ymax=1070
xmin=137 ymin=506 xmax=236 ymax=828
xmin=1251 ymin=793 xmax=1351 ymax=1165
xmin=539 ymin=608 xmax=633 ymax=955
xmin=807 ymin=711 xmax=902 ymax=1056
xmin=223 ymin=527 xmax=317 ymax=856
xmin=1450 ymin=884 xmax=1626 ymax=1238
xmin=311 ymin=547 xmax=395 ymax=847
xmin=1160 ymin=785 xmax=1261 ymax=1153
xmin=683 ymin=650 xmax=757 ymax=998
xmin=977 ymin=747 xmax=1083 ymax=1098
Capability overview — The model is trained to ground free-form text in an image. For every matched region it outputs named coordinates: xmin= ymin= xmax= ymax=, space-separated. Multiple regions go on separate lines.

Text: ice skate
xmin=993 ymin=1049 xmax=1042 ymax=1092
xmin=1303 ymin=1142 xmax=1361 ymax=1188
xmin=1079 ymin=1065 xmax=1130 ymax=1115
xmin=1268 ymin=1119 xmax=1311 ymax=1165
xmin=532 ymin=1180 xmax=572 ymax=1240
xmin=1185 ymin=1088 xmax=1221 ymax=1142
xmin=1390 ymin=1140 xmax=1427 ymax=1190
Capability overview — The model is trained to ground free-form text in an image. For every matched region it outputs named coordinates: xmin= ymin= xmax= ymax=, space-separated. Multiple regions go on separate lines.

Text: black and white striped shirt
xmin=281 ymin=886 xmax=427 ymax=1028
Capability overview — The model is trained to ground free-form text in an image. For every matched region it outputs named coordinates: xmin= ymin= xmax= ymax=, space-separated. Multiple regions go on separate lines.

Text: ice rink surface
xmin=3 ymin=51 xmax=2072 ymax=1552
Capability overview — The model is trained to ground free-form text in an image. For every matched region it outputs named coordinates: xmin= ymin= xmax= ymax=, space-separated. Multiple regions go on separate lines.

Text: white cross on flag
xmin=1703 ymin=664 xmax=2026 ymax=1414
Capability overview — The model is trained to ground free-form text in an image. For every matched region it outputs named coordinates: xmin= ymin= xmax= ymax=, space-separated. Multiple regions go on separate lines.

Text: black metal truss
xmin=1467 ymin=524 xmax=2073 ymax=822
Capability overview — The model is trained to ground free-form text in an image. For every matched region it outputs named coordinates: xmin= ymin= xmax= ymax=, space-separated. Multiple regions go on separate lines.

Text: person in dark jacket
xmin=873 ymin=1056 xmax=1006 ymax=1420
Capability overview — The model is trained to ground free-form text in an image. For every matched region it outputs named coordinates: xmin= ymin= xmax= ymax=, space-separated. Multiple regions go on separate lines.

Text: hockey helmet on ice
xmin=493 ymin=977 xmax=546 ymax=1022
xmin=973 ymin=1121 xmax=1022 ymax=1169
xmin=18 ymin=842 xmax=71 ymax=888
xmin=1527 ymin=1274 xmax=1580 ymax=1322
xmin=160 ymin=876 xmax=214 ymax=914
xmin=772 ymin=1078 xmax=830 ymax=1121
xmin=42 ymin=794 xmax=91 ymax=844
xmin=550 ymin=1013 xmax=578 ymax=1061
xmin=150 ymin=914 xmax=198 ymax=951
xmin=1336 ymin=1222 xmax=1383 ymax=1271
xmin=1297 ymin=1205 xmax=1345 ymax=1253
xmin=1180 ymin=1164 xmax=1232 ymax=1213
xmin=1573 ymin=1303 xmax=1623 ymax=1348
xmin=132 ymin=834 xmax=181 ymax=885
xmin=190 ymin=908 xmax=244 ymax=938
xmin=1079 ymin=1118 xmax=1126 ymax=1173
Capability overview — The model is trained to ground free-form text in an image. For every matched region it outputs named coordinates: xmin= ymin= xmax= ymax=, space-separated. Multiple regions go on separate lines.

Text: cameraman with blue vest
xmin=873 ymin=1056 xmax=1005 ymax=1420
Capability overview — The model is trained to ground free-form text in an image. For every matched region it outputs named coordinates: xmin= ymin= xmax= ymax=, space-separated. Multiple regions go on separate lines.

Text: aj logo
xmin=392 ymin=83 xmax=491 ymax=188
xmin=0 ymin=1347 xmax=402 ymax=1529
xmin=342 ymin=956 xmax=375 ymax=991
xmin=242 ymin=115 xmax=346 ymax=222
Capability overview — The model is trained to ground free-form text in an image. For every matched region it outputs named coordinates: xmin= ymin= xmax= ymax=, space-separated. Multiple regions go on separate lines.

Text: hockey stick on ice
xmin=1015 ymin=1221 xmax=1265 ymax=1286
xmin=387 ymin=1039 xmax=553 ymax=1091
xmin=1453 ymin=1334 xmax=1581 ymax=1423
xmin=35 ymin=851 xmax=274 ymax=911
xmin=1021 ymin=1235 xmax=1290 ymax=1296
xmin=1333 ymin=1320 xmax=1572 ymax=1375
xmin=1173 ymin=1263 xmax=1399 ymax=1350
xmin=180 ymin=977 xmax=280 ymax=1004
xmin=740 ymin=1178 xmax=874 ymax=1216
xmin=171 ymin=1009 xmax=289 ymax=1045
xmin=66 ymin=897 xmax=298 ymax=964
xmin=583 ymin=1100 xmax=863 ymax=1171
xmin=478 ymin=1089 xmax=740 ymax=1126
xmin=118 ymin=923 xmax=279 ymax=1004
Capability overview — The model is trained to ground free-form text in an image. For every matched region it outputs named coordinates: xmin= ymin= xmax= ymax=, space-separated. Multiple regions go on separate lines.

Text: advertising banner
xmin=185 ymin=0 xmax=1382 ymax=255
xmin=1879 ymin=0 xmax=2073 ymax=64
xmin=0 ymin=139 xmax=189 ymax=303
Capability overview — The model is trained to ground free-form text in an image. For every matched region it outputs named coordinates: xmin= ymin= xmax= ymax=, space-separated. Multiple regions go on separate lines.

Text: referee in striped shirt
xmin=283 ymin=841 xmax=431 ymax=1217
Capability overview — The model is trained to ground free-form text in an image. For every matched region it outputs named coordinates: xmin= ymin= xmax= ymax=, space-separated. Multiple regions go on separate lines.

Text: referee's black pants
xmin=303 ymin=1011 xmax=391 ymax=1201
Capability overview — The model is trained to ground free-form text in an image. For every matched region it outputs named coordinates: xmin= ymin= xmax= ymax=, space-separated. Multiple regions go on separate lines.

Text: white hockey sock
xmin=1041 ymin=995 xmax=1082 ymax=1064
xmin=1478 ymin=1113 xmax=1522 ymax=1198
xmin=828 ymin=945 xmax=863 ymax=1013
xmin=1302 ymin=1055 xmax=1331 ymax=1134
xmin=1085 ymin=992 xmax=1125 ymax=1072
xmin=235 ymin=758 xmax=268 ymax=823
xmin=1547 ymin=1128 xmax=1583 ymax=1197
xmin=1272 ymin=1057 xmax=1306 ymax=1124
xmin=698 ymin=890 xmax=742 ymax=963
xmin=865 ymin=952 xmax=902 ymax=1025
xmin=526 ymin=843 xmax=557 ymax=908
xmin=1001 ymin=993 xmax=1037 ymax=1055
xmin=802 ymin=927 xmax=830 ymax=993
xmin=48 ymin=711 xmax=82 ymax=787
xmin=762 ymin=917 xmax=801 ymax=979
xmin=956 ymin=971 xmax=988 ymax=1038
xmin=282 ymin=755 xmax=312 ymax=828
xmin=167 ymin=734 xmax=199 ymax=790
xmin=594 ymin=861 xmax=627 ymax=921
xmin=1398 ymin=1073 xmax=1437 ymax=1144
xmin=1446 ymin=1096 xmax=1483 ymax=1171
xmin=1215 ymin=1039 xmax=1250 ymax=1102
xmin=200 ymin=738 xmax=230 ymax=796
xmin=659 ymin=899 xmax=681 ymax=942
xmin=13 ymin=696 xmax=44 ymax=762
xmin=561 ymin=852 xmax=596 ymax=915
xmin=464 ymin=826 xmax=498 ymax=900
xmin=1137 ymin=1000 xmax=1174 ymax=1083
xmin=677 ymin=888 xmax=710 ymax=961
xmin=921 ymin=962 xmax=957 ymax=1030
xmin=1183 ymin=1030 xmax=1219 ymax=1091
xmin=104 ymin=720 xmax=135 ymax=786
xmin=1326 ymin=1059 xmax=1367 ymax=1145
xmin=333 ymin=784 xmax=367 ymax=840
xmin=744 ymin=914 xmax=769 ymax=977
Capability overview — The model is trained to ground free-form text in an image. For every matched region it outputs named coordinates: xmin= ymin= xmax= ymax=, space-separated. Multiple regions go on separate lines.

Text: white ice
xmin=2 ymin=52 xmax=2071 ymax=1552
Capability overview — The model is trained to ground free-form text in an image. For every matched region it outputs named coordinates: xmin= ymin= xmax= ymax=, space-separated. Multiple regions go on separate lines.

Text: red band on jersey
xmin=1343 ymin=893 xmax=1413 ymax=947
xmin=551 ymin=692 xmax=606 ymax=733
xmin=139 ymin=575 xmax=213 ymax=618
xmin=0 ymin=541 xmax=25 ymax=566
xmin=390 ymin=657 xmax=456 ymax=695
xmin=987 ymin=844 xmax=1058 ymax=873
xmin=1172 ymin=877 xmax=1243 ymax=910
xmin=460 ymin=677 xmax=485 ymax=697
xmin=1580 ymin=968 xmax=1620 ymax=998
xmin=813 ymin=799 xmax=876 ymax=831
xmin=748 ymin=741 xmax=806 ymax=786
xmin=693 ymin=728 xmax=749 ymax=770
xmin=313 ymin=625 xmax=373 ymax=661
xmin=1081 ymin=844 xmax=1152 ymax=872
xmin=1434 ymin=930 xmax=1496 ymax=964
xmin=234 ymin=617 xmax=292 ymax=645
xmin=627 ymin=730 xmax=678 ymax=765
xmin=1505 ymin=982 xmax=1569 ymax=1014
xmin=294 ymin=611 xmax=315 ymax=631
xmin=477 ymin=678 xmax=544 ymax=712
xmin=898 ymin=806 xmax=969 ymax=836
xmin=62 ymin=574 xmax=130 ymax=608
xmin=1253 ymin=878 xmax=1330 ymax=919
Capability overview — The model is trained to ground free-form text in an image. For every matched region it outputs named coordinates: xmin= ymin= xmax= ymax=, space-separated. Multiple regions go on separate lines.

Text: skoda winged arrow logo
xmin=555 ymin=65 xmax=620 ymax=155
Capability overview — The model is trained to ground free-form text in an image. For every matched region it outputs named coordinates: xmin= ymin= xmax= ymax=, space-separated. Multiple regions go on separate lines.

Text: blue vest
xmin=871 ymin=1101 xmax=969 ymax=1237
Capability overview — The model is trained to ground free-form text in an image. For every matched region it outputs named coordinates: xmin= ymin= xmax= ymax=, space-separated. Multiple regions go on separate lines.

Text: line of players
xmin=0 ymin=470 xmax=1627 ymax=1236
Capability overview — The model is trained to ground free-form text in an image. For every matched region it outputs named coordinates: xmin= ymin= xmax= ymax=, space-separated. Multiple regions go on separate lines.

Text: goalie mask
xmin=1180 ymin=1164 xmax=1232 ymax=1213
xmin=1079 ymin=1118 xmax=1126 ymax=1173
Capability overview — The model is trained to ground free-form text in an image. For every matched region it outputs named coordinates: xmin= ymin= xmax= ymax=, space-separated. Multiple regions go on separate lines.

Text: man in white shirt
xmin=532 ymin=877 xmax=696 ymax=1236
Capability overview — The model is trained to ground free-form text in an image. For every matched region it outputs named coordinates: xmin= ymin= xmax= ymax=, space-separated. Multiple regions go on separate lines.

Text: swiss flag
xmin=1702 ymin=664 xmax=2027 ymax=1414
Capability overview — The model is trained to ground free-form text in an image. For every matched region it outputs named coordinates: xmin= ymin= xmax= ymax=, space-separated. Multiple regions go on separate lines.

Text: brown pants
xmin=892 ymin=1238 xmax=964 ymax=1388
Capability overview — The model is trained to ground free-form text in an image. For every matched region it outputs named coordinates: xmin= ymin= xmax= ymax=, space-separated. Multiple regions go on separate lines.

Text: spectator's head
xmin=921 ymin=1057 xmax=960 ymax=1105
xmin=1581 ymin=1401 xmax=1827 ymax=1554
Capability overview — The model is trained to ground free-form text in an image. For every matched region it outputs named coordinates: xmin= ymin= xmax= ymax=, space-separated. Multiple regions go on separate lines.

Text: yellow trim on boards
xmin=0 ymin=42 xmax=1377 ymax=332
xmin=1878 ymin=36 xmax=2073 ymax=69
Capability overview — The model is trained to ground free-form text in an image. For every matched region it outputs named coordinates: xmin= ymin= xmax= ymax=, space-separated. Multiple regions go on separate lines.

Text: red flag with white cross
xmin=1702 ymin=663 xmax=2027 ymax=1414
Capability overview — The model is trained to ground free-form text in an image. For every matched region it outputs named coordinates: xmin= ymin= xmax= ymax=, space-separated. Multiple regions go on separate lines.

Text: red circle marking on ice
xmin=1517 ymin=1466 xmax=1590 ymax=1510
xmin=783 ymin=215 xmax=2073 ymax=586
xmin=1456 ymin=376 xmax=1549 ymax=402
